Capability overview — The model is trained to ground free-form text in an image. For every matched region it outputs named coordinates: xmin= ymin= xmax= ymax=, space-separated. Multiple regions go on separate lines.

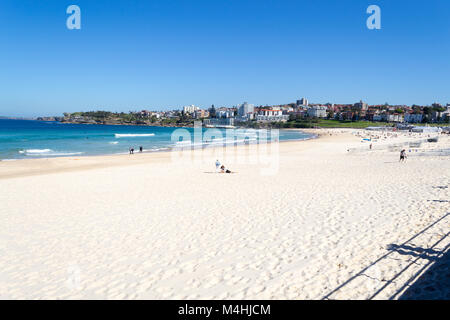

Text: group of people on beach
xmin=129 ymin=146 xmax=143 ymax=154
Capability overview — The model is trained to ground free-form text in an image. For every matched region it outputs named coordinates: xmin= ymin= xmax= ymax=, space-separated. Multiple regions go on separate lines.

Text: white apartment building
xmin=237 ymin=102 xmax=254 ymax=117
xmin=404 ymin=113 xmax=423 ymax=123
xmin=255 ymin=108 xmax=289 ymax=122
xmin=183 ymin=105 xmax=199 ymax=114
xmin=386 ymin=114 xmax=404 ymax=122
xmin=307 ymin=106 xmax=327 ymax=118
xmin=297 ymin=98 xmax=308 ymax=106
xmin=373 ymin=114 xmax=387 ymax=122
xmin=217 ymin=109 xmax=234 ymax=118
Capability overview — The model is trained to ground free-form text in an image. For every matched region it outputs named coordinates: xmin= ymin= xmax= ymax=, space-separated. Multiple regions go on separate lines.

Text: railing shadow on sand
xmin=321 ymin=212 xmax=450 ymax=300
xmin=396 ymin=243 xmax=450 ymax=300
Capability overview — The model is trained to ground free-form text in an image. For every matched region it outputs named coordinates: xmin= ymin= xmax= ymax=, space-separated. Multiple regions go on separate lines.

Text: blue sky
xmin=0 ymin=0 xmax=449 ymax=117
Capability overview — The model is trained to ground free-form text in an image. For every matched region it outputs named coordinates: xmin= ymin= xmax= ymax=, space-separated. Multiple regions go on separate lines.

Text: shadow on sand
xmin=322 ymin=212 xmax=449 ymax=300
xmin=398 ymin=245 xmax=450 ymax=300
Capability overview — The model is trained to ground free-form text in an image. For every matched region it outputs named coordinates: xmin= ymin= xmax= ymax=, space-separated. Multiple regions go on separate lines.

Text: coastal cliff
xmin=38 ymin=111 xmax=195 ymax=127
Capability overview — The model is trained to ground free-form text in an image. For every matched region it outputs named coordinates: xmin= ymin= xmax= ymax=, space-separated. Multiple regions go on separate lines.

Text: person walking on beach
xmin=129 ymin=147 xmax=134 ymax=154
xmin=215 ymin=160 xmax=221 ymax=173
xmin=139 ymin=146 xmax=143 ymax=153
xmin=399 ymin=149 xmax=407 ymax=162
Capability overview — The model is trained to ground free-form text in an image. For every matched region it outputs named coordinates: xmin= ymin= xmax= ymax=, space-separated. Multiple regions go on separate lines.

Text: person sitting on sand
xmin=220 ymin=165 xmax=233 ymax=173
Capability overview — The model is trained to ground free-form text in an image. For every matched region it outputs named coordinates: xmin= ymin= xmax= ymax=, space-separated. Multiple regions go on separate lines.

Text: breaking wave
xmin=19 ymin=149 xmax=52 ymax=154
xmin=115 ymin=133 xmax=155 ymax=138
xmin=19 ymin=149 xmax=84 ymax=157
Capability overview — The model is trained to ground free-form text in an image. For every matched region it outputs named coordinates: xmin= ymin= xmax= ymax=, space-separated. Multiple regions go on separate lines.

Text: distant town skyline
xmin=1 ymin=97 xmax=450 ymax=118
xmin=1 ymin=0 xmax=449 ymax=117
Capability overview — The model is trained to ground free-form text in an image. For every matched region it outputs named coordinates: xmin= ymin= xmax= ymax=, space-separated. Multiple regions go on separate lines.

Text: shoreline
xmin=2 ymin=128 xmax=448 ymax=181
xmin=0 ymin=130 xmax=322 ymax=180
xmin=2 ymin=128 xmax=449 ymax=180
xmin=0 ymin=128 xmax=316 ymax=162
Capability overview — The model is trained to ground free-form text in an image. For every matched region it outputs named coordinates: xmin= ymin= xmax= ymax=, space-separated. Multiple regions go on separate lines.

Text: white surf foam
xmin=19 ymin=149 xmax=84 ymax=157
xmin=44 ymin=152 xmax=84 ymax=156
xmin=115 ymin=134 xmax=155 ymax=138
xmin=149 ymin=147 xmax=169 ymax=152
xmin=20 ymin=149 xmax=52 ymax=154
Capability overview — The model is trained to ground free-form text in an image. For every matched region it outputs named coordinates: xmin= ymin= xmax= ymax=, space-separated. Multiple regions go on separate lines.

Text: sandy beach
xmin=0 ymin=129 xmax=449 ymax=299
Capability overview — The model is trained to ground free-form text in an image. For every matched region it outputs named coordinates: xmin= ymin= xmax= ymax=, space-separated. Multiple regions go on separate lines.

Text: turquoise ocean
xmin=0 ymin=119 xmax=314 ymax=160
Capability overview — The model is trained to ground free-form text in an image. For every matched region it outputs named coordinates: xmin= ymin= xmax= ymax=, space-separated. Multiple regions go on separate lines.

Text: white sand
xmin=0 ymin=130 xmax=449 ymax=299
